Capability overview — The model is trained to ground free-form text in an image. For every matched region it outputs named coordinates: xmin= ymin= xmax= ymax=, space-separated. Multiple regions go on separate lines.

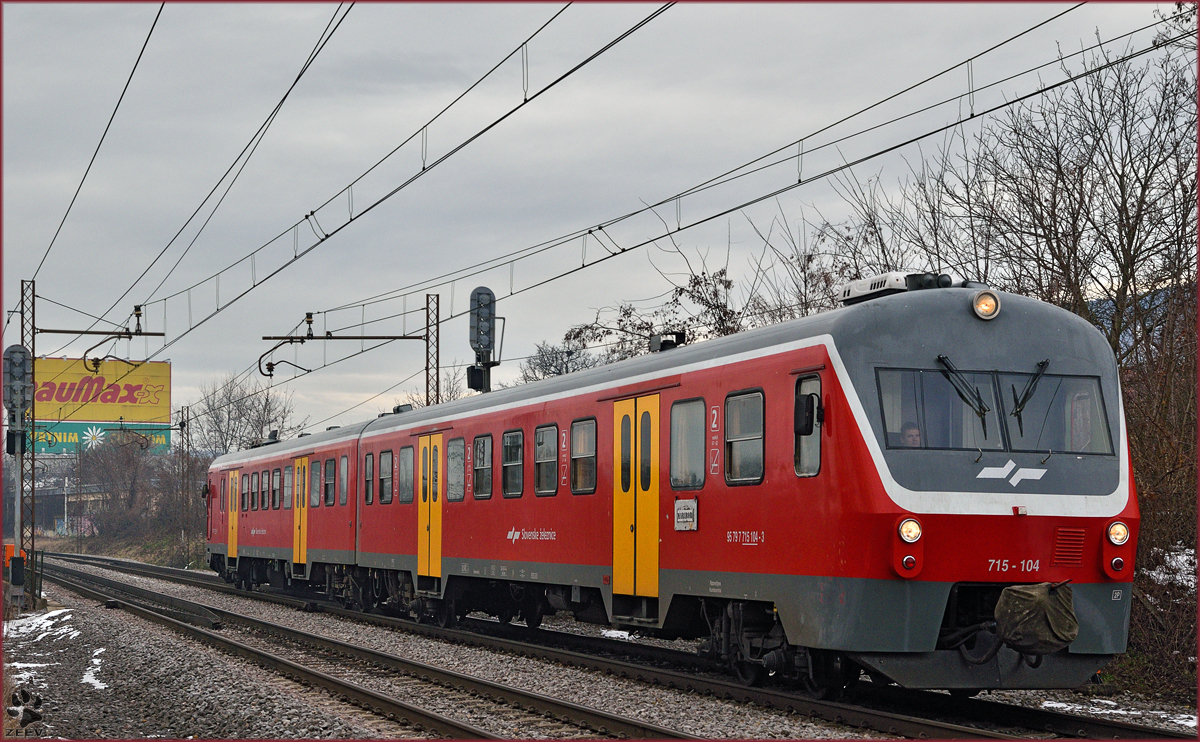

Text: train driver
xmin=901 ymin=421 xmax=922 ymax=448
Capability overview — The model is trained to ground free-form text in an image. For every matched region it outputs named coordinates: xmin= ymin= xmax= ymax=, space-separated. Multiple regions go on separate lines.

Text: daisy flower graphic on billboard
xmin=82 ymin=426 xmax=106 ymax=450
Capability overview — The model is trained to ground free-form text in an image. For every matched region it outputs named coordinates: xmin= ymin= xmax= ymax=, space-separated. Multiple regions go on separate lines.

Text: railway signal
xmin=468 ymin=287 xmax=502 ymax=393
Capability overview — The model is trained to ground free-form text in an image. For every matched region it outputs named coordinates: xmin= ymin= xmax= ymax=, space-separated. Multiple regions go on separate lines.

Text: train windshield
xmin=878 ymin=369 xmax=1004 ymax=451
xmin=877 ymin=368 xmax=1113 ymax=455
xmin=997 ymin=373 xmax=1113 ymax=454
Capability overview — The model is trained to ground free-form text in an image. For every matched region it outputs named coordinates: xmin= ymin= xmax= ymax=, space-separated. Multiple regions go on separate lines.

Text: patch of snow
xmin=4 ymin=609 xmax=79 ymax=644
xmin=601 ymin=629 xmax=634 ymax=640
xmin=1143 ymin=546 xmax=1196 ymax=591
xmin=8 ymin=663 xmax=50 ymax=669
xmin=81 ymin=648 xmax=108 ymax=690
xmin=1092 ymin=699 xmax=1118 ymax=706
xmin=1171 ymin=715 xmax=1197 ymax=728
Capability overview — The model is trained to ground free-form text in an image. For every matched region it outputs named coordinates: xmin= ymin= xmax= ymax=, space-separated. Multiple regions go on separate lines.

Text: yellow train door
xmin=612 ymin=394 xmax=659 ymax=598
xmin=227 ymin=470 xmax=239 ymax=559
xmin=293 ymin=456 xmax=309 ymax=566
xmin=418 ymin=434 xmax=444 ymax=580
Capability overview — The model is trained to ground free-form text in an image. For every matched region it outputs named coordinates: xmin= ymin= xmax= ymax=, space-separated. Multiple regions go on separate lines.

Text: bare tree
xmin=189 ymin=373 xmax=307 ymax=455
xmin=399 ymin=365 xmax=473 ymax=408
xmin=515 ymin=340 xmax=600 ymax=383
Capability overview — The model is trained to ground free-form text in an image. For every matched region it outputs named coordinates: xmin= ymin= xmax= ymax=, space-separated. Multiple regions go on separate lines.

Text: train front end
xmin=831 ymin=275 xmax=1136 ymax=690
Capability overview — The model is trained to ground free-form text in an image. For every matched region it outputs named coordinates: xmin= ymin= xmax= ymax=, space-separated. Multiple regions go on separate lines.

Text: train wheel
xmin=497 ymin=608 xmax=514 ymax=627
xmin=435 ymin=601 xmax=457 ymax=628
xmin=949 ymin=688 xmax=981 ymax=699
xmin=803 ymin=651 xmax=856 ymax=700
xmin=730 ymin=647 xmax=766 ymax=686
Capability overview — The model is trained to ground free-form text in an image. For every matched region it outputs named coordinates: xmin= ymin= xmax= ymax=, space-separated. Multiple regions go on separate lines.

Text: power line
xmin=275 ymin=30 xmax=1189 ymax=418
xmin=43 ymin=3 xmax=354 ymax=359
xmin=318 ymin=2 xmax=1096 ymax=318
xmin=31 ymin=3 xmax=165 ymax=280
xmin=87 ymin=3 xmax=673 ymax=368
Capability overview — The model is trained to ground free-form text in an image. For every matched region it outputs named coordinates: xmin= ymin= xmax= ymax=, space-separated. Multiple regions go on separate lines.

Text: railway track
xmin=43 ymin=552 xmax=1194 ymax=740
xmin=43 ymin=561 xmax=695 ymax=740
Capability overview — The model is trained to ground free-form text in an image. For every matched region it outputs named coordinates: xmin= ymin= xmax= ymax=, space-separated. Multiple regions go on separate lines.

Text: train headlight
xmin=898 ymin=518 xmax=922 ymax=543
xmin=1107 ymin=521 xmax=1129 ymax=546
xmin=972 ymin=290 xmax=1001 ymax=320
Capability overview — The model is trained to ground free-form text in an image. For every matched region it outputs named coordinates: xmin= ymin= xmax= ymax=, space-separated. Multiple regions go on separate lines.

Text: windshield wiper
xmin=1009 ymin=359 xmax=1050 ymax=437
xmin=936 ymin=354 xmax=992 ymax=439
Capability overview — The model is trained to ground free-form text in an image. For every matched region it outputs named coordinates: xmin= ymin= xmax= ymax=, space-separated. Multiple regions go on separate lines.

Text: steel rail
xmin=41 ymin=569 xmax=497 ymax=739
xmin=43 ymin=562 xmax=694 ymax=740
xmin=46 ymin=553 xmax=1194 ymax=740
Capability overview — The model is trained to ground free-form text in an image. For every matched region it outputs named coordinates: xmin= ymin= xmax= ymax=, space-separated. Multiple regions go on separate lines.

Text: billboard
xmin=31 ymin=420 xmax=171 ymax=455
xmin=32 ymin=358 xmax=171 ymax=455
xmin=33 ymin=358 xmax=170 ymax=424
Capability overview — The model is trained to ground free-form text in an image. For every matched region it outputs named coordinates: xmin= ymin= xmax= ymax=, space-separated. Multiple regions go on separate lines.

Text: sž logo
xmin=506 ymin=528 xmax=520 ymax=544
xmin=976 ymin=459 xmax=1046 ymax=487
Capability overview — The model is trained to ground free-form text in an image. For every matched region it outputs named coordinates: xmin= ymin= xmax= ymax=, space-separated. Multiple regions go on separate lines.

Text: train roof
xmin=211 ymin=286 xmax=1114 ymax=469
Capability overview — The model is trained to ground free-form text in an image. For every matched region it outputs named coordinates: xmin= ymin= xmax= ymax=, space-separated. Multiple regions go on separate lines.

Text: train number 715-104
xmin=987 ymin=559 xmax=1040 ymax=573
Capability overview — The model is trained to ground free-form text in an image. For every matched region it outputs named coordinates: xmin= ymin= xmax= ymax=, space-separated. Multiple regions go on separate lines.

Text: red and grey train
xmin=205 ymin=273 xmax=1137 ymax=694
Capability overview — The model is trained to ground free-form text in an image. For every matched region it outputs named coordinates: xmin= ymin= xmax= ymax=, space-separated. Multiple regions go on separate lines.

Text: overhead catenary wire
xmin=267 ymin=31 xmax=1191 ymax=428
xmin=316 ymin=9 xmax=1179 ymax=336
xmin=31 ymin=3 xmax=165 ymax=282
xmin=45 ymin=2 xmax=673 ymax=384
xmin=42 ymin=3 xmax=354 ymax=359
xmin=318 ymin=2 xmax=1096 ymax=317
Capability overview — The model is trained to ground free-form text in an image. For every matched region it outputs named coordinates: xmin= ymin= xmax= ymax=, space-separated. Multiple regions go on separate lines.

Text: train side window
xmin=795 ymin=376 xmax=822 ymax=477
xmin=620 ymin=415 xmax=631 ymax=492
xmin=310 ymin=464 xmax=321 ymax=508
xmin=339 ymin=455 xmax=348 ymax=506
xmin=570 ymin=419 xmax=596 ymax=494
xmin=670 ymin=399 xmax=706 ymax=490
xmin=324 ymin=459 xmax=336 ymax=506
xmin=379 ymin=450 xmax=393 ymax=503
xmin=447 ymin=438 xmax=466 ymax=502
xmin=725 ymin=391 xmax=764 ymax=484
xmin=220 ymin=477 xmax=227 ymax=513
xmin=473 ymin=435 xmax=492 ymax=499
xmin=397 ymin=446 xmax=415 ymax=504
xmin=250 ymin=472 xmax=259 ymax=510
xmin=241 ymin=474 xmax=250 ymax=511
xmin=364 ymin=453 xmax=374 ymax=505
xmin=283 ymin=466 xmax=293 ymax=509
xmin=502 ymin=430 xmax=523 ymax=497
xmin=271 ymin=469 xmax=281 ymax=509
xmin=534 ymin=425 xmax=558 ymax=496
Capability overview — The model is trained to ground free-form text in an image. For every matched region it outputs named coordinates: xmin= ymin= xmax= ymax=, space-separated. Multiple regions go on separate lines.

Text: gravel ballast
xmin=25 ymin=558 xmax=1198 ymax=737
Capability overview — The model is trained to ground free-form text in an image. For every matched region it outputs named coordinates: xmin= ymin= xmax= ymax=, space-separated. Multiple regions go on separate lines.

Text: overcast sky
xmin=3 ymin=2 xmax=1167 ymax=432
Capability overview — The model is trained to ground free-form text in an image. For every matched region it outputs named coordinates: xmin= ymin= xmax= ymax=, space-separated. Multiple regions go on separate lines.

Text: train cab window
xmin=324 ymin=459 xmax=336 ymax=506
xmin=877 ymin=368 xmax=1003 ymax=451
xmin=398 ymin=446 xmax=415 ymax=503
xmin=670 ymin=400 xmax=705 ymax=490
xmin=363 ymin=454 xmax=374 ymax=505
xmin=310 ymin=464 xmax=322 ymax=508
xmin=502 ymin=430 xmax=523 ymax=497
xmin=379 ymin=450 xmax=393 ymax=503
xmin=283 ymin=466 xmax=293 ymax=509
xmin=473 ymin=436 xmax=493 ymax=499
xmin=271 ymin=469 xmax=281 ymax=509
xmin=220 ymin=477 xmax=227 ymax=513
xmin=725 ymin=392 xmax=764 ymax=484
xmin=795 ymin=377 xmax=822 ymax=477
xmin=339 ymin=456 xmax=349 ymax=506
xmin=534 ymin=425 xmax=558 ymax=496
xmin=250 ymin=472 xmax=259 ymax=510
xmin=997 ymin=373 xmax=1113 ymax=454
xmin=242 ymin=474 xmax=250 ymax=511
xmin=447 ymin=438 xmax=466 ymax=502
xmin=570 ymin=419 xmax=596 ymax=494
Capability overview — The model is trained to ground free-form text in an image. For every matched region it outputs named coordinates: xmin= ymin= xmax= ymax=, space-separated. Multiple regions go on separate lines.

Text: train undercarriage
xmin=210 ymin=553 xmax=1096 ymax=698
